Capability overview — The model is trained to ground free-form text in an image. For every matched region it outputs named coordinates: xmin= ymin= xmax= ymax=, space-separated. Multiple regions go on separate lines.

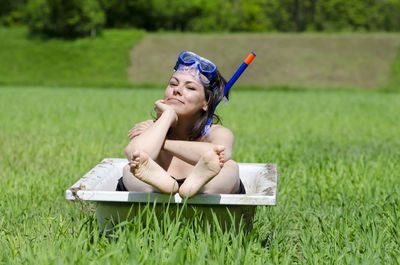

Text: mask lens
xmin=200 ymin=62 xmax=214 ymax=72
xmin=181 ymin=52 xmax=196 ymax=64
xmin=176 ymin=51 xmax=217 ymax=80
xmin=198 ymin=57 xmax=216 ymax=73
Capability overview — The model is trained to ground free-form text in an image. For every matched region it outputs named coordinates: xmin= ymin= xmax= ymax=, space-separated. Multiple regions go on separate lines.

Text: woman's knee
xmin=224 ymin=159 xmax=239 ymax=172
xmin=201 ymin=160 xmax=240 ymax=194
xmin=122 ymin=163 xmax=155 ymax=192
xmin=224 ymin=159 xmax=239 ymax=166
xmin=123 ymin=163 xmax=132 ymax=176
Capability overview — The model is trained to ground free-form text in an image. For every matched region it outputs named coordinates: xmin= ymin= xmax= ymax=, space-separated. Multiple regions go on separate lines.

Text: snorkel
xmin=203 ymin=52 xmax=256 ymax=135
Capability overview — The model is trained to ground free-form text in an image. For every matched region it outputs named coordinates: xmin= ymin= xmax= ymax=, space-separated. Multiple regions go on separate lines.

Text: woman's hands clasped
xmin=128 ymin=120 xmax=154 ymax=139
xmin=154 ymin=100 xmax=178 ymax=127
xmin=128 ymin=100 xmax=178 ymax=140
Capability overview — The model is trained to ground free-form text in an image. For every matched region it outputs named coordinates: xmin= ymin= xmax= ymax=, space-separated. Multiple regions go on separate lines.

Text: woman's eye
xmin=187 ymin=86 xmax=195 ymax=90
xmin=170 ymin=83 xmax=177 ymax=86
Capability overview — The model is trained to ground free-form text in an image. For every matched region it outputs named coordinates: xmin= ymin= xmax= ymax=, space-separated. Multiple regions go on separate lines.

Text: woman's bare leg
xmin=122 ymin=151 xmax=179 ymax=194
xmin=200 ymin=160 xmax=240 ymax=194
xmin=122 ymin=164 xmax=156 ymax=192
xmin=179 ymin=146 xmax=225 ymax=198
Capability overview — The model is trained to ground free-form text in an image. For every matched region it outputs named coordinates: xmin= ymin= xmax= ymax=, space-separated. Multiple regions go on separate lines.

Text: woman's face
xmin=164 ymin=71 xmax=208 ymax=118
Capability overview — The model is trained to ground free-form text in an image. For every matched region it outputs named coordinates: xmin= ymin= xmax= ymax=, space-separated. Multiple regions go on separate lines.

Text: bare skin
xmin=129 ymin=151 xmax=179 ymax=194
xmin=179 ymin=145 xmax=225 ymax=198
xmin=123 ymin=71 xmax=241 ymax=197
xmin=129 ymin=146 xmax=225 ymax=198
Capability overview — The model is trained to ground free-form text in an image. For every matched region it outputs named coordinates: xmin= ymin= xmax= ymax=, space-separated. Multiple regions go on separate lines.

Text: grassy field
xmin=0 ymin=27 xmax=143 ymax=88
xmin=2 ymin=27 xmax=400 ymax=90
xmin=1 ymin=86 xmax=399 ymax=264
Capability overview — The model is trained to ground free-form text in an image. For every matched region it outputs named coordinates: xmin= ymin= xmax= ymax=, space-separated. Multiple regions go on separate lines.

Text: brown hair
xmin=187 ymin=69 xmax=228 ymax=140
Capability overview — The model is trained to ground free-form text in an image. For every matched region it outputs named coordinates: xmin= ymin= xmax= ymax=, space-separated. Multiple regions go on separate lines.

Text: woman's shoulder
xmin=201 ymin=124 xmax=234 ymax=142
xmin=209 ymin=124 xmax=232 ymax=134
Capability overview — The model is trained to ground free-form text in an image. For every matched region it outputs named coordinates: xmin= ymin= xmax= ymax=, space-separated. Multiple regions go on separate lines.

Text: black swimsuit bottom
xmin=116 ymin=176 xmax=246 ymax=194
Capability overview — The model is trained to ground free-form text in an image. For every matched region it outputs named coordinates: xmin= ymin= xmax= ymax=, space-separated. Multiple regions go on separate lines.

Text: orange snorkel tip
xmin=244 ymin=52 xmax=256 ymax=65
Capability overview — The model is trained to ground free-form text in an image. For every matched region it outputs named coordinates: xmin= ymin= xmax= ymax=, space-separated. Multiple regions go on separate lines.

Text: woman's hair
xmin=187 ymin=69 xmax=228 ymax=140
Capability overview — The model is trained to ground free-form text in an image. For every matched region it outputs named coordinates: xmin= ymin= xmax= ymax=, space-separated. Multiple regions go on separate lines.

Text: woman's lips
xmin=167 ymin=98 xmax=184 ymax=104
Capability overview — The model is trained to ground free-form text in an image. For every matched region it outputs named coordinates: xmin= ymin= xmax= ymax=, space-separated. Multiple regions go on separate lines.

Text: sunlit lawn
xmin=1 ymin=86 xmax=399 ymax=264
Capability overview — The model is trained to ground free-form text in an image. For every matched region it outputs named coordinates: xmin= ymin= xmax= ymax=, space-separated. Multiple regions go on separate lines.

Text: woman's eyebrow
xmin=184 ymin=81 xmax=199 ymax=86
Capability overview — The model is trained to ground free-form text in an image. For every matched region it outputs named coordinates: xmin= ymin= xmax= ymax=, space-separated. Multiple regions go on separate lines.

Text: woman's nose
xmin=173 ymin=84 xmax=183 ymax=95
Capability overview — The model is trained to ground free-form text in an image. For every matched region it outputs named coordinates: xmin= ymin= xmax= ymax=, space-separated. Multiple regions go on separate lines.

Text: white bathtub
xmin=66 ymin=158 xmax=278 ymax=231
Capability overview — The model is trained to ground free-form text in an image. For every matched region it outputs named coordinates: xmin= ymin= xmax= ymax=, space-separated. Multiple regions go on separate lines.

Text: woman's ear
xmin=202 ymin=102 xmax=208 ymax=111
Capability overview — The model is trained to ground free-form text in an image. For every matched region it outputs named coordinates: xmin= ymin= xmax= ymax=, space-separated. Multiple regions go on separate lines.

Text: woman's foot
xmin=215 ymin=145 xmax=225 ymax=167
xmin=130 ymin=151 xmax=178 ymax=194
xmin=179 ymin=146 xmax=225 ymax=198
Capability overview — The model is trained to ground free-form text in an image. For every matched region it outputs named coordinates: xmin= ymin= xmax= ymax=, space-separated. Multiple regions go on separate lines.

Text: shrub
xmin=26 ymin=0 xmax=105 ymax=39
xmin=0 ymin=0 xmax=27 ymax=26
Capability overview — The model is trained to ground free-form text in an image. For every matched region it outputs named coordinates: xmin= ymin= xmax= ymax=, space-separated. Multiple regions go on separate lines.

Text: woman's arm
xmin=128 ymin=120 xmax=154 ymax=139
xmin=162 ymin=125 xmax=234 ymax=165
xmin=163 ymin=140 xmax=217 ymax=165
xmin=124 ymin=101 xmax=177 ymax=162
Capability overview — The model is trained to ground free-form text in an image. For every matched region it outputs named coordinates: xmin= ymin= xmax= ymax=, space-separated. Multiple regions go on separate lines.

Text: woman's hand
xmin=154 ymin=100 xmax=178 ymax=127
xmin=128 ymin=120 xmax=154 ymax=140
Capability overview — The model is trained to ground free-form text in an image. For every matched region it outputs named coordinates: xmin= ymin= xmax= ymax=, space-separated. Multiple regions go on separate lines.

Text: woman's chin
xmin=165 ymin=101 xmax=178 ymax=108
xmin=167 ymin=105 xmax=183 ymax=115
xmin=165 ymin=104 xmax=198 ymax=118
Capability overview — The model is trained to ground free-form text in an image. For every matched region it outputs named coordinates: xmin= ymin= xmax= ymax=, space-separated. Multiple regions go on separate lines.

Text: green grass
xmin=1 ymin=86 xmax=399 ymax=264
xmin=0 ymin=27 xmax=144 ymax=88
xmin=387 ymin=44 xmax=400 ymax=91
xmin=2 ymin=27 xmax=400 ymax=90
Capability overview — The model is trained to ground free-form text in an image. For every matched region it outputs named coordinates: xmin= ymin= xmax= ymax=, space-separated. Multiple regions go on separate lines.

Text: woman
xmin=119 ymin=51 xmax=245 ymax=198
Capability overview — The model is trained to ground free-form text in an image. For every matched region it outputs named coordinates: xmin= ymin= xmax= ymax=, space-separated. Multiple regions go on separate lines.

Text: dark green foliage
xmin=25 ymin=0 xmax=105 ymax=39
xmin=2 ymin=0 xmax=400 ymax=32
xmin=0 ymin=0 xmax=27 ymax=26
xmin=99 ymin=0 xmax=200 ymax=31
xmin=99 ymin=0 xmax=400 ymax=32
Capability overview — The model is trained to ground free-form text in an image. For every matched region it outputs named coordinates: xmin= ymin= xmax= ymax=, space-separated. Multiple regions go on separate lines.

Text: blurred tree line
xmin=1 ymin=0 xmax=400 ymax=38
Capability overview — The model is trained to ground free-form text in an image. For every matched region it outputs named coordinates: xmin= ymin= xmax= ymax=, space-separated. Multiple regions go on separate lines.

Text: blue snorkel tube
xmin=203 ymin=52 xmax=256 ymax=135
